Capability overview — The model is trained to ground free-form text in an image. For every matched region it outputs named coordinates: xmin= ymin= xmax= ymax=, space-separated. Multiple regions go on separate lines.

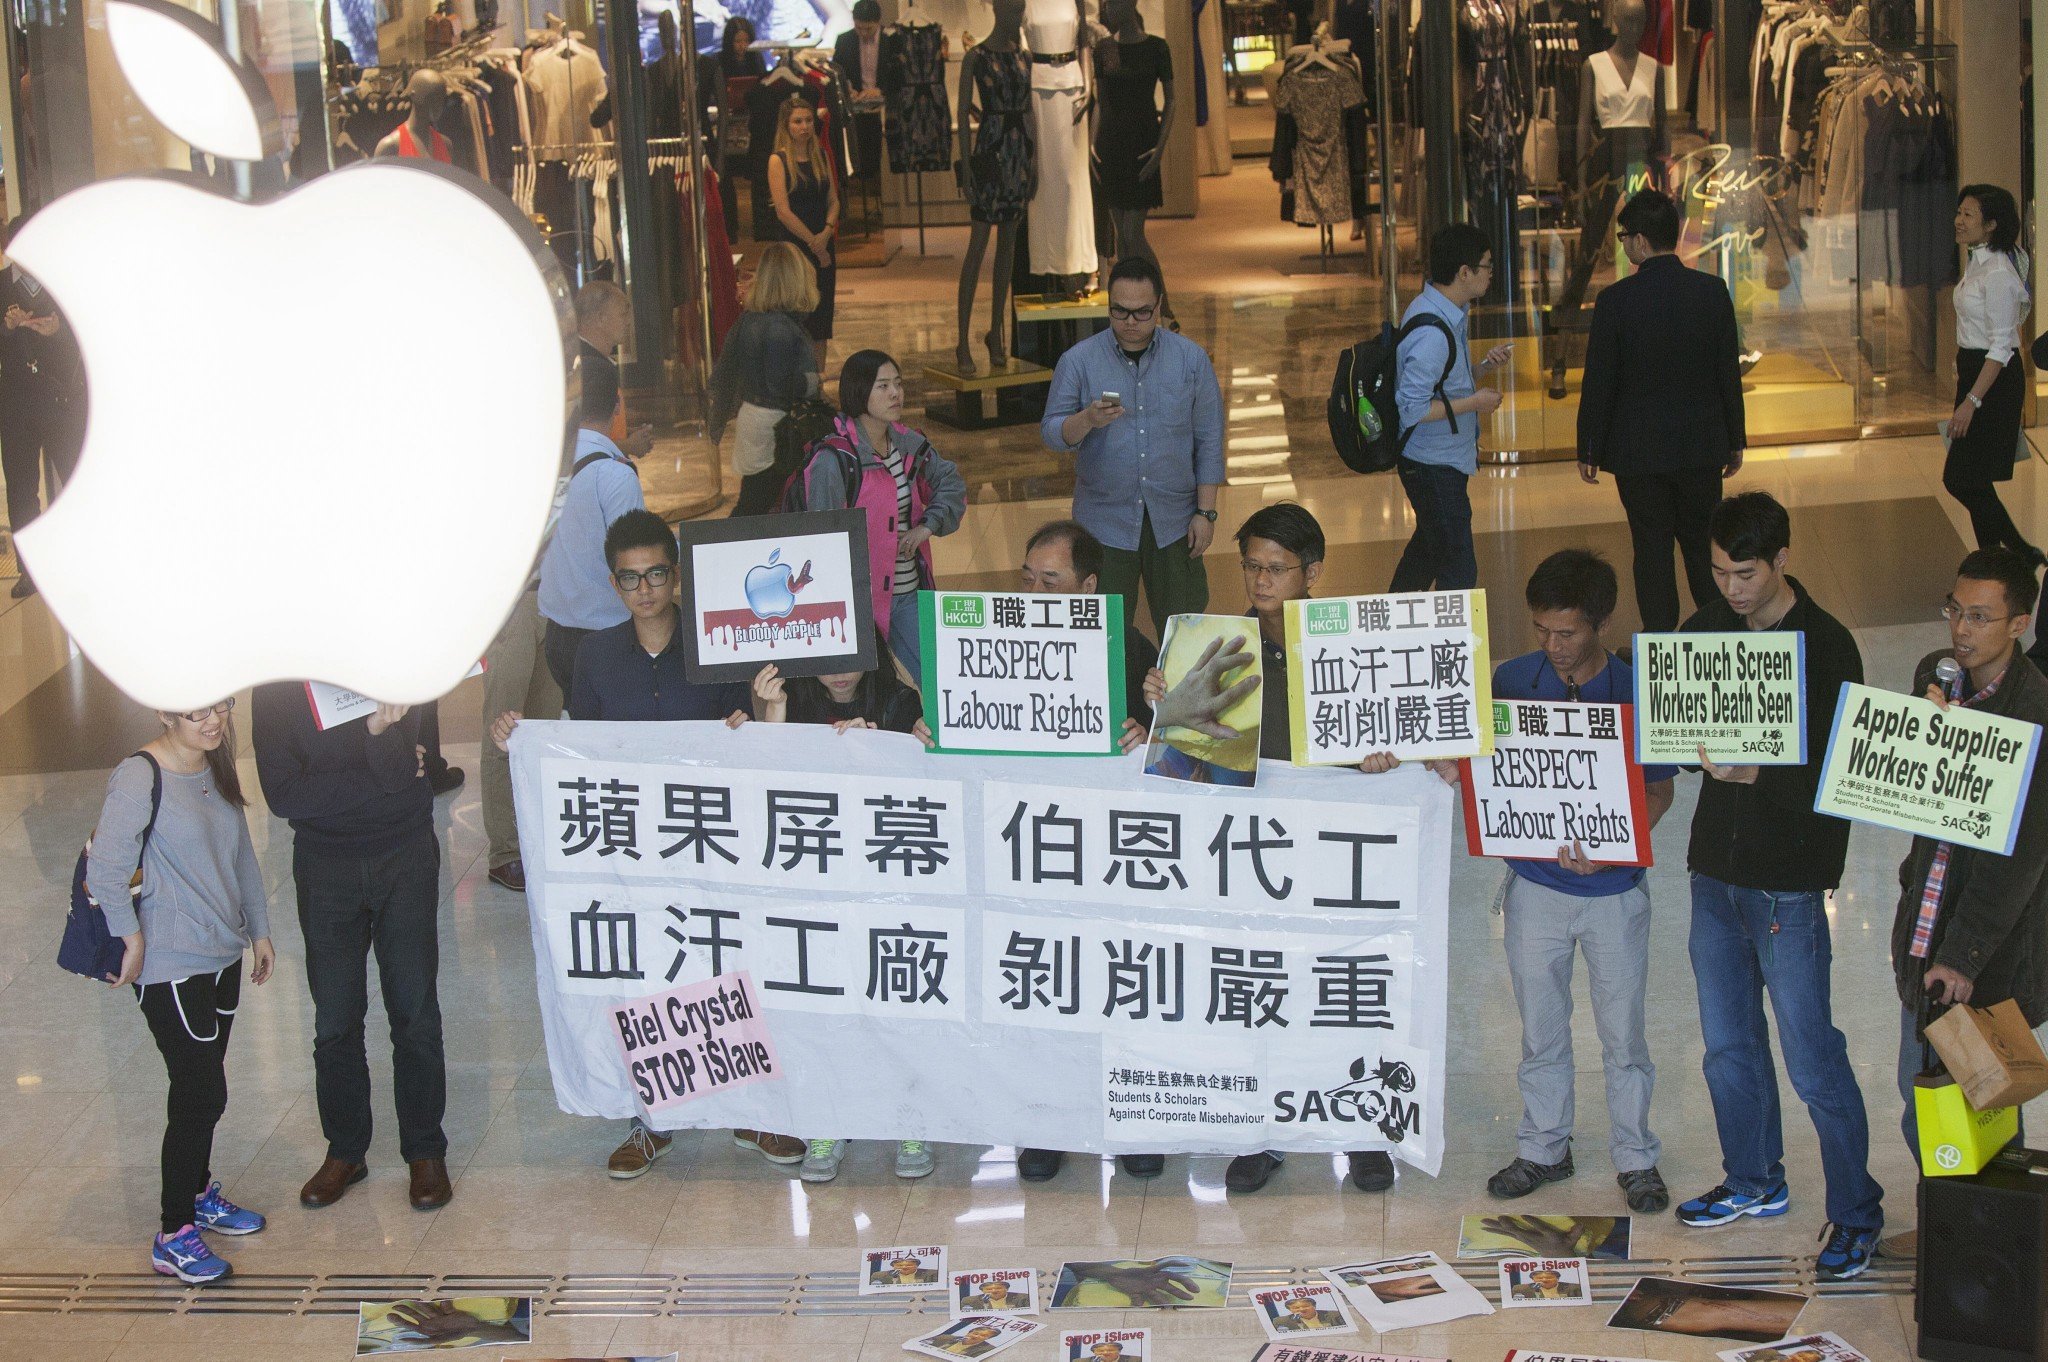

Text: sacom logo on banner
xmin=11 ymin=0 xmax=572 ymax=711
xmin=1272 ymin=1054 xmax=1422 ymax=1141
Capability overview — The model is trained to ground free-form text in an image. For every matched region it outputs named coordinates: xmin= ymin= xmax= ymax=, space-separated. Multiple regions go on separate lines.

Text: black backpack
xmin=1327 ymin=313 xmax=1461 ymax=474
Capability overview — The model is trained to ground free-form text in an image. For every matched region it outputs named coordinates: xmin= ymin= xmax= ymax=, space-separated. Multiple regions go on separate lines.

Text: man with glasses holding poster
xmin=1042 ymin=258 xmax=1224 ymax=636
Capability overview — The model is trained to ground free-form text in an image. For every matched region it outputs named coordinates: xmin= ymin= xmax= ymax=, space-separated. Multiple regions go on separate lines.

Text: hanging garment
xmin=525 ymin=40 xmax=608 ymax=148
xmin=1025 ymin=0 xmax=1096 ymax=275
xmin=1094 ymin=34 xmax=1172 ymax=212
xmin=395 ymin=123 xmax=454 ymax=161
xmin=882 ymin=23 xmax=952 ymax=173
xmin=1272 ymin=61 xmax=1365 ymax=224
xmin=960 ymin=47 xmax=1036 ymax=223
xmin=1590 ymin=46 xmax=1657 ymax=129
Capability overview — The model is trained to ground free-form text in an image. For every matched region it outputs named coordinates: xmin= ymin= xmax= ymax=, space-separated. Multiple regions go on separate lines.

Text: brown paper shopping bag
xmin=1925 ymin=998 xmax=2048 ymax=1112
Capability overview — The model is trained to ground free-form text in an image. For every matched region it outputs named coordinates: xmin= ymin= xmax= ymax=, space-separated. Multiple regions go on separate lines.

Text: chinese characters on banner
xmin=1815 ymin=682 xmax=2041 ymax=854
xmin=918 ymin=590 xmax=1128 ymax=755
xmin=1284 ymin=591 xmax=1493 ymax=766
xmin=1462 ymin=701 xmax=1650 ymax=867
xmin=510 ymin=721 xmax=1454 ymax=1170
xmin=1633 ymin=632 xmax=1805 ymax=765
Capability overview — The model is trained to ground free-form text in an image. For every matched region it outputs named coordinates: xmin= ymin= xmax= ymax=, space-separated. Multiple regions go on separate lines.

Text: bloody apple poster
xmin=1462 ymin=701 xmax=1651 ymax=867
xmin=1815 ymin=682 xmax=2041 ymax=855
xmin=510 ymin=721 xmax=1455 ymax=1169
xmin=1634 ymin=631 xmax=1806 ymax=765
xmin=1284 ymin=590 xmax=1494 ymax=765
xmin=677 ymin=510 xmax=874 ymax=684
xmin=918 ymin=590 xmax=1128 ymax=755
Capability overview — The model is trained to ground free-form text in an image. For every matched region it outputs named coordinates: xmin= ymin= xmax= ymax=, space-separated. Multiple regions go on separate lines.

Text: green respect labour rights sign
xmin=918 ymin=590 xmax=1128 ymax=755
xmin=1633 ymin=632 xmax=1806 ymax=765
xmin=1815 ymin=682 xmax=2042 ymax=854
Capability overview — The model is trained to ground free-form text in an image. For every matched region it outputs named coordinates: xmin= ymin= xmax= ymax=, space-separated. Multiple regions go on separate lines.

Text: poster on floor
xmin=354 ymin=1298 xmax=533 ymax=1354
xmin=527 ymin=1356 xmax=678 ymax=1362
xmin=677 ymin=510 xmax=875 ymax=684
xmin=1250 ymin=1282 xmax=1359 ymax=1339
xmin=1062 ymin=1327 xmax=1152 ymax=1361
xmin=1498 ymin=1256 xmax=1592 ymax=1307
xmin=1143 ymin=614 xmax=1265 ymax=786
xmin=918 ymin=590 xmax=1127 ymax=755
xmin=512 ymin=721 xmax=1455 ymax=1170
xmin=1462 ymin=701 xmax=1651 ymax=866
xmin=1285 ymin=590 xmax=1493 ymax=765
xmin=1814 ymin=682 xmax=2041 ymax=854
xmin=1050 ymin=1257 xmax=1234 ymax=1309
xmin=904 ymin=1315 xmax=1043 ymax=1360
xmin=1501 ymin=1353 xmax=1653 ymax=1362
xmin=1606 ymin=1277 xmax=1808 ymax=1344
xmin=1715 ymin=1332 xmax=1871 ymax=1362
xmin=861 ymin=1246 xmax=948 ymax=1294
xmin=951 ymin=1267 xmax=1038 ymax=1316
xmin=1633 ymin=631 xmax=1806 ymax=765
xmin=1321 ymin=1252 xmax=1493 ymax=1331
xmin=1256 ymin=1350 xmax=1449 ymax=1362
xmin=1457 ymin=1214 xmax=1632 ymax=1260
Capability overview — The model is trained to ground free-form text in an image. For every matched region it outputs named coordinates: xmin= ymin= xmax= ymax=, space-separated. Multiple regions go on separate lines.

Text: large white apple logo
xmin=11 ymin=0 xmax=575 ymax=711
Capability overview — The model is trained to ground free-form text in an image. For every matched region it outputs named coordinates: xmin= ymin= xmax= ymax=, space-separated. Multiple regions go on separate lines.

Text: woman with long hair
xmin=1944 ymin=184 xmax=2040 ymax=565
xmin=705 ymin=17 xmax=767 ymax=238
xmin=766 ymin=98 xmax=839 ymax=357
xmin=86 ymin=698 xmax=275 ymax=1284
xmin=709 ymin=242 xmax=821 ymax=515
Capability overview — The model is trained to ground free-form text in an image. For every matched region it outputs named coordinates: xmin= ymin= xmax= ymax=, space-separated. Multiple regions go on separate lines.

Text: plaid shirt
xmin=1910 ymin=662 xmax=2009 ymax=958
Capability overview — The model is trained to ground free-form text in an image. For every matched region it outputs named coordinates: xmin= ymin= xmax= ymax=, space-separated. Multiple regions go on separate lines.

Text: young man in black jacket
xmin=1674 ymin=492 xmax=1882 ymax=1280
xmin=251 ymin=687 xmax=451 ymax=1213
xmin=1883 ymin=547 xmax=2048 ymax=1259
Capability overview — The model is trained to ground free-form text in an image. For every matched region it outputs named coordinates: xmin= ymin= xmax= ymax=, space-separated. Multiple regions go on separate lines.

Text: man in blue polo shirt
xmin=1484 ymin=549 xmax=1675 ymax=1212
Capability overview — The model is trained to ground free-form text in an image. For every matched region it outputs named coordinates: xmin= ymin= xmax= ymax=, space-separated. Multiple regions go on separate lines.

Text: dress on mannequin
xmin=1271 ymin=59 xmax=1365 ymax=224
xmin=1460 ymin=0 xmax=1522 ymax=306
xmin=884 ymin=24 xmax=953 ymax=172
xmin=1094 ymin=34 xmax=1171 ymax=212
xmin=962 ymin=47 xmax=1036 ymax=221
xmin=1024 ymin=0 xmax=1096 ymax=278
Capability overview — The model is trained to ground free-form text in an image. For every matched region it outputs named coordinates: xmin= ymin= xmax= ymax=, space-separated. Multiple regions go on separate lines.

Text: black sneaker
xmin=1488 ymin=1153 xmax=1575 ymax=1199
xmin=1117 ymin=1153 xmax=1165 ymax=1179
xmin=1618 ymin=1166 xmax=1670 ymax=1213
xmin=1017 ymin=1148 xmax=1065 ymax=1182
xmin=430 ymin=765 xmax=466 ymax=797
xmin=1225 ymin=1151 xmax=1283 ymax=1192
xmin=1348 ymin=1151 xmax=1395 ymax=1192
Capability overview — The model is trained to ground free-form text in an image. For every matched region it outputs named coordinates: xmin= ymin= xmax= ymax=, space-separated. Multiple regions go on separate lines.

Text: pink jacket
xmin=795 ymin=414 xmax=967 ymax=624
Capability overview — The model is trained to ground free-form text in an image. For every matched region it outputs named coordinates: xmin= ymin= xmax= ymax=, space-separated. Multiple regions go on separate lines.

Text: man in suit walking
xmin=1577 ymin=189 xmax=1746 ymax=633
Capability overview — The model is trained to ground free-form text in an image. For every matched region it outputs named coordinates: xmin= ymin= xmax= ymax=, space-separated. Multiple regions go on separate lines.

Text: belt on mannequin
xmin=1030 ymin=50 xmax=1077 ymax=63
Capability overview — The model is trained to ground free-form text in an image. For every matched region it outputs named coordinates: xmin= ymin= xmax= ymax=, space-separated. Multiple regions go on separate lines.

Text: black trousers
xmin=136 ymin=962 xmax=241 ymax=1234
xmin=1616 ymin=468 xmax=1723 ymax=633
xmin=543 ymin=620 xmax=592 ymax=699
xmin=295 ymin=829 xmax=447 ymax=1164
xmin=0 ymin=387 xmax=84 ymax=550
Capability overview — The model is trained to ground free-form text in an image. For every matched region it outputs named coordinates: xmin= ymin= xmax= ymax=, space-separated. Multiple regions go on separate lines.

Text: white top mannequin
xmin=1590 ymin=47 xmax=1658 ymax=128
xmin=1025 ymin=0 xmax=1085 ymax=91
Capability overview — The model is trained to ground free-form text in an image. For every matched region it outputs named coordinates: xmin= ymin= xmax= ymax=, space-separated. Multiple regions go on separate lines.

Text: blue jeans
xmin=889 ymin=591 xmax=922 ymax=680
xmin=1389 ymin=459 xmax=1477 ymax=592
xmin=1689 ymin=874 xmax=1883 ymax=1229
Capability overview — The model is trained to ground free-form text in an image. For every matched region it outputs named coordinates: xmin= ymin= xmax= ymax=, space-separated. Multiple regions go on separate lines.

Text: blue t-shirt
xmin=1491 ymin=650 xmax=1675 ymax=898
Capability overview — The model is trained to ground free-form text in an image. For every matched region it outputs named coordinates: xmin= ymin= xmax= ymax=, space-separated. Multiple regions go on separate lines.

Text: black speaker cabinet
xmin=1918 ymin=1148 xmax=2048 ymax=1361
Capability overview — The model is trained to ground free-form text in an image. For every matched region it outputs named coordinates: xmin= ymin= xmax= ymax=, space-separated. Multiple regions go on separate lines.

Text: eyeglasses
xmin=1941 ymin=599 xmax=2014 ymax=627
xmin=1108 ymin=304 xmax=1157 ymax=322
xmin=1616 ymin=228 xmax=1637 ymax=242
xmin=176 ymin=698 xmax=237 ymax=723
xmin=1240 ymin=560 xmax=1305 ymax=580
xmin=614 ymin=566 xmax=676 ymax=590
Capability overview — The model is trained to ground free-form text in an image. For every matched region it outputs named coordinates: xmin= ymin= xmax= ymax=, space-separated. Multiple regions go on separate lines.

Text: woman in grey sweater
xmin=87 ymin=696 xmax=274 ymax=1285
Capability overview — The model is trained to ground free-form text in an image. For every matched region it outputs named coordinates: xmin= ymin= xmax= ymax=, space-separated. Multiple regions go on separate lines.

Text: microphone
xmin=1936 ymin=658 xmax=1962 ymax=692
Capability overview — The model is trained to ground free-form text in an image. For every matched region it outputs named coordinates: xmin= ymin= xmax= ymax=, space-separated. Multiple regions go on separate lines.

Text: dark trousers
xmin=1616 ymin=468 xmax=1722 ymax=633
xmin=416 ymin=700 xmax=449 ymax=780
xmin=1098 ymin=512 xmax=1210 ymax=638
xmin=1389 ymin=459 xmax=1478 ymax=592
xmin=543 ymin=619 xmax=592 ymax=699
xmin=136 ymin=962 xmax=241 ymax=1234
xmin=295 ymin=829 xmax=447 ymax=1164
xmin=0 ymin=387 xmax=84 ymax=551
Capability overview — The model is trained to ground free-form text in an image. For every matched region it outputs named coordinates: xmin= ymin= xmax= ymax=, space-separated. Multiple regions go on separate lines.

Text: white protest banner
xmin=1285 ymin=590 xmax=1493 ymax=765
xmin=677 ymin=510 xmax=874 ymax=684
xmin=1062 ymin=1328 xmax=1151 ymax=1362
xmin=307 ymin=661 xmax=484 ymax=731
xmin=1257 ymin=1350 xmax=1447 ymax=1362
xmin=1635 ymin=632 xmax=1806 ymax=765
xmin=919 ymin=590 xmax=1127 ymax=755
xmin=511 ymin=722 xmax=1454 ymax=1170
xmin=1816 ymin=682 xmax=2041 ymax=854
xmin=608 ymin=974 xmax=780 ymax=1113
xmin=1250 ymin=1281 xmax=1359 ymax=1340
xmin=1462 ymin=701 xmax=1650 ymax=867
xmin=950 ymin=1268 xmax=1037 ymax=1317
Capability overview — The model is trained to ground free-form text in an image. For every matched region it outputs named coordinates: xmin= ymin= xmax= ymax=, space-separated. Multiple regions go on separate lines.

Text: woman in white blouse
xmin=1944 ymin=184 xmax=2040 ymax=566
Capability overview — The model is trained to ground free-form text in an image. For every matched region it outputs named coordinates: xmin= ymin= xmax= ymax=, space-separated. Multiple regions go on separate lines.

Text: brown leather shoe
xmin=487 ymin=859 xmax=525 ymax=892
xmin=408 ymin=1157 xmax=453 ymax=1210
xmin=299 ymin=1156 xmax=367 ymax=1208
xmin=733 ymin=1130 xmax=805 ymax=1164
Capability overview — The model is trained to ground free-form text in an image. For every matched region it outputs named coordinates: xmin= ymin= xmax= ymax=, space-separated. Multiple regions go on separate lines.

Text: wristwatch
xmin=1195 ymin=509 xmax=1217 ymax=522
xmin=1968 ymin=393 xmax=1984 ymax=409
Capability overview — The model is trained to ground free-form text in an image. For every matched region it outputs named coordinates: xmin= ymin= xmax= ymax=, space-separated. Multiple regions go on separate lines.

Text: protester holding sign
xmin=1021 ymin=519 xmax=1154 ymax=750
xmin=491 ymin=511 xmax=798 ymax=1182
xmin=1883 ymin=548 xmax=2048 ymax=1258
xmin=1674 ymin=493 xmax=1883 ymax=1281
xmin=1473 ymin=550 xmax=1674 ymax=1213
xmin=752 ymin=637 xmax=924 ymax=736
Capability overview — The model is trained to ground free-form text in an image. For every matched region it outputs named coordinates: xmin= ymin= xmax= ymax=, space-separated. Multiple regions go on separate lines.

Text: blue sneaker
xmin=1816 ymin=1222 xmax=1878 ymax=1281
xmin=151 ymin=1225 xmax=231 ymax=1284
xmin=1675 ymin=1181 xmax=1790 ymax=1227
xmin=193 ymin=1181 xmax=264 ymax=1235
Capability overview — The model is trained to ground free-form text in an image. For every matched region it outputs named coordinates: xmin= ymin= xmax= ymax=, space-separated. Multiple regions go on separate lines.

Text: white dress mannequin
xmin=1024 ymin=0 xmax=1097 ymax=278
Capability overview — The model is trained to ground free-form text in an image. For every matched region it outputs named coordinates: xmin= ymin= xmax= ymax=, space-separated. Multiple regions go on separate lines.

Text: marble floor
xmin=0 ymin=185 xmax=2041 ymax=1361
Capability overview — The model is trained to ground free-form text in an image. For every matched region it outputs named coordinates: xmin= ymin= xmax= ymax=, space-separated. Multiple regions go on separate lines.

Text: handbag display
xmin=1521 ymin=88 xmax=1559 ymax=190
xmin=58 ymin=751 xmax=161 ymax=981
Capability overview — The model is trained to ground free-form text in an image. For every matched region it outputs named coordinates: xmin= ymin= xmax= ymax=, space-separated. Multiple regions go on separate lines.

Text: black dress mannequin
xmin=954 ymin=0 xmax=1033 ymax=372
xmin=1093 ymin=0 xmax=1176 ymax=285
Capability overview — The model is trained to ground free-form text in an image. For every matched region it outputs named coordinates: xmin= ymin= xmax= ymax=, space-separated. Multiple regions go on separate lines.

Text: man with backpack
xmin=1387 ymin=224 xmax=1509 ymax=594
xmin=538 ymin=358 xmax=645 ymax=702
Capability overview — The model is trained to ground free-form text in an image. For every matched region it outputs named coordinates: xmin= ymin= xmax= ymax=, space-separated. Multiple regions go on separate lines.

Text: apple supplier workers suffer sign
xmin=1633 ymin=632 xmax=1806 ymax=765
xmin=608 ymin=973 xmax=781 ymax=1112
xmin=677 ymin=510 xmax=875 ymax=684
xmin=1284 ymin=591 xmax=1493 ymax=766
xmin=1815 ymin=682 xmax=2041 ymax=854
xmin=918 ymin=590 xmax=1128 ymax=755
xmin=1462 ymin=701 xmax=1651 ymax=866
xmin=509 ymin=720 xmax=1455 ymax=1170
